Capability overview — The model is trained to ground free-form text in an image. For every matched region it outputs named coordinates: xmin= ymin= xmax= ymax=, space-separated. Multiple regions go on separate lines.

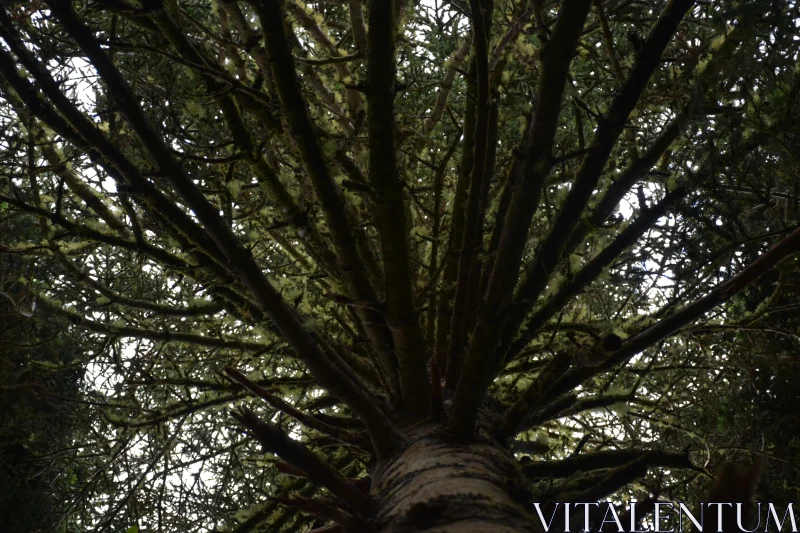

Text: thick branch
xmin=504 ymin=0 xmax=695 ymax=358
xmin=493 ymin=334 xmax=625 ymax=442
xmin=44 ymin=0 xmax=398 ymax=458
xmin=522 ymin=449 xmax=694 ymax=479
xmin=504 ymin=187 xmax=686 ymax=362
xmin=231 ymin=410 xmax=371 ymax=514
xmin=249 ymin=0 xmax=401 ymax=405
xmin=224 ymin=366 xmax=370 ymax=449
xmin=425 ymin=138 xmax=460 ymax=345
xmin=449 ymin=0 xmax=591 ymax=437
xmin=565 ymin=452 xmax=662 ymax=503
xmin=365 ymin=0 xmax=430 ymax=414
xmin=614 ymin=223 xmax=800 ymax=363
xmin=439 ymin=56 xmax=476 ymax=381
xmin=537 ymin=222 xmax=800 ymax=412
xmin=446 ymin=0 xmax=494 ymax=384
xmin=522 ymin=392 xmax=633 ymax=431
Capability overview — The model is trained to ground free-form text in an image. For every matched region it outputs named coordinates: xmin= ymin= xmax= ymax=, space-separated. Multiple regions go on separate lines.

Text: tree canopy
xmin=1 ymin=0 xmax=799 ymax=531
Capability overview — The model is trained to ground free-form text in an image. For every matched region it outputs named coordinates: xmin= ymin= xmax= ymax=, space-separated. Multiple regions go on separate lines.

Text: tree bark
xmin=371 ymin=424 xmax=535 ymax=532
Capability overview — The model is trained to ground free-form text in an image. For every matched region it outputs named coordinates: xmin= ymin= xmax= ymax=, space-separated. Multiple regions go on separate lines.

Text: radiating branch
xmin=504 ymin=0 xmax=696 ymax=361
xmin=449 ymin=0 xmax=592 ymax=437
xmin=522 ymin=448 xmax=695 ymax=479
xmin=42 ymin=0 xmax=399 ymax=458
xmin=536 ymin=222 xmax=800 ymax=411
xmin=365 ymin=0 xmax=431 ymax=414
xmin=224 ymin=366 xmax=370 ymax=449
xmin=231 ymin=410 xmax=372 ymax=514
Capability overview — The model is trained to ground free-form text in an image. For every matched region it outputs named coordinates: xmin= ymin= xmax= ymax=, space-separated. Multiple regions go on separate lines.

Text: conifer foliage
xmin=0 ymin=0 xmax=799 ymax=531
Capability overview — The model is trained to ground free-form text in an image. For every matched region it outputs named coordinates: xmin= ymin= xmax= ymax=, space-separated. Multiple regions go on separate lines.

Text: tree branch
xmin=504 ymin=186 xmax=686 ymax=363
xmin=231 ymin=410 xmax=372 ymax=514
xmin=449 ymin=0 xmax=591 ymax=437
xmin=224 ymin=366 xmax=370 ymax=449
xmin=145 ymin=4 xmax=342 ymax=278
xmin=439 ymin=56 xmax=477 ymax=384
xmin=34 ymin=296 xmax=269 ymax=352
xmin=522 ymin=448 xmax=695 ymax=479
xmin=0 ymin=12 xmax=231 ymax=270
xmin=537 ymin=222 xmax=800 ymax=412
xmin=446 ymin=0 xmax=494 ymax=386
xmin=248 ymin=0 xmax=401 ymax=405
xmin=504 ymin=0 xmax=695 ymax=359
xmin=365 ymin=0 xmax=431 ymax=414
xmin=44 ymin=0 xmax=399 ymax=458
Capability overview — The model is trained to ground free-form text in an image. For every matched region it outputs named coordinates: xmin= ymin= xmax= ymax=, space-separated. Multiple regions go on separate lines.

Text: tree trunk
xmin=371 ymin=423 xmax=535 ymax=532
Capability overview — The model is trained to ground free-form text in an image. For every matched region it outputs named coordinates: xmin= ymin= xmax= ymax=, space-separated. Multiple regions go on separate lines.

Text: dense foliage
xmin=1 ymin=0 xmax=799 ymax=531
xmin=0 ymin=216 xmax=84 ymax=533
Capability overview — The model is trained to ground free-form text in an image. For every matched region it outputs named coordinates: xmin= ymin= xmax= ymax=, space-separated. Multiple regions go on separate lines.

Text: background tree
xmin=0 ymin=213 xmax=85 ymax=533
xmin=0 ymin=0 xmax=799 ymax=531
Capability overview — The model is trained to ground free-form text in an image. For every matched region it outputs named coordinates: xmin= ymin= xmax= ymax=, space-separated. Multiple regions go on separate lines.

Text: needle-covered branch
xmin=146 ymin=3 xmax=341 ymax=277
xmin=449 ymin=0 xmax=591 ymax=437
xmin=521 ymin=392 xmax=633 ymax=431
xmin=224 ymin=366 xmax=371 ymax=449
xmin=248 ymin=0 xmax=400 ymax=403
xmin=272 ymin=494 xmax=362 ymax=530
xmin=0 ymin=191 xmax=268 ymax=325
xmin=505 ymin=0 xmax=696 ymax=356
xmin=34 ymin=296 xmax=269 ymax=352
xmin=439 ymin=57 xmax=477 ymax=384
xmin=618 ymin=223 xmax=800 ymax=362
xmin=0 ymin=17 xmax=229 ymax=269
xmin=52 ymin=247 xmax=224 ymax=317
xmin=419 ymin=31 xmax=472 ymax=147
xmin=562 ymin=453 xmax=666 ymax=503
xmin=493 ymin=334 xmax=623 ymax=442
xmin=366 ymin=0 xmax=430 ymax=415
xmin=0 ymin=84 xmax=133 ymax=238
xmin=42 ymin=0 xmax=398 ymax=458
xmin=535 ymin=222 xmax=800 ymax=412
xmin=522 ymin=448 xmax=695 ymax=479
xmin=503 ymin=187 xmax=687 ymax=363
xmin=446 ymin=0 xmax=494 ymax=381
xmin=0 ymin=39 xmax=264 ymax=328
xmin=231 ymin=410 xmax=372 ymax=514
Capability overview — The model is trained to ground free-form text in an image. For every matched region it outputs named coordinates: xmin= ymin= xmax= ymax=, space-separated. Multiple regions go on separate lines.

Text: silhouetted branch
xmin=364 ymin=0 xmax=430 ymax=415
xmin=231 ymin=410 xmax=372 ymax=514
xmin=522 ymin=449 xmax=695 ymax=479
xmin=449 ymin=0 xmax=592 ymax=438
xmin=224 ymin=366 xmax=370 ymax=449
